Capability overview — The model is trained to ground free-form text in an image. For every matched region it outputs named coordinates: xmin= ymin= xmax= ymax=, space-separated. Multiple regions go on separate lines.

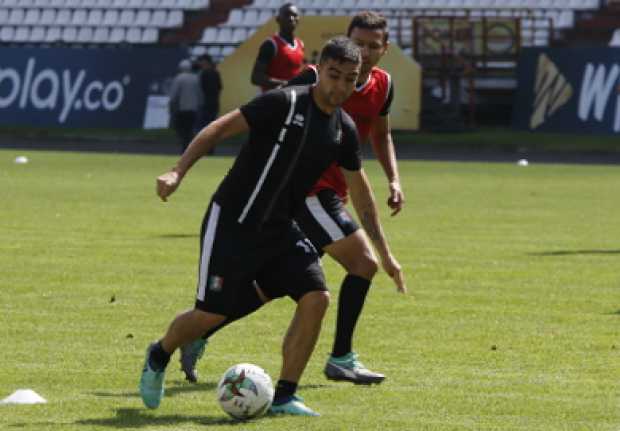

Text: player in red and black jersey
xmin=286 ymin=11 xmax=406 ymax=385
xmin=251 ymin=3 xmax=305 ymax=92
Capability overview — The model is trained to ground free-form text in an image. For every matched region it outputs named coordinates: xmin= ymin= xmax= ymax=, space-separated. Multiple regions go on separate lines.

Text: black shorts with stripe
xmin=294 ymin=188 xmax=360 ymax=252
xmin=195 ymin=200 xmax=327 ymax=316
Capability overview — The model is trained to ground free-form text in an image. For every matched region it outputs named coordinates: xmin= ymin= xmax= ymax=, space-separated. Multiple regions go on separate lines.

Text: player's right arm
xmin=251 ymin=39 xmax=285 ymax=89
xmin=156 ymin=110 xmax=249 ymax=201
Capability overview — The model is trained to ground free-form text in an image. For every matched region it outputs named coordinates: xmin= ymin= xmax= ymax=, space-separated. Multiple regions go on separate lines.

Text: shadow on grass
xmin=529 ymin=249 xmax=620 ymax=256
xmin=74 ymin=408 xmax=257 ymax=428
xmin=91 ymin=381 xmax=218 ymax=399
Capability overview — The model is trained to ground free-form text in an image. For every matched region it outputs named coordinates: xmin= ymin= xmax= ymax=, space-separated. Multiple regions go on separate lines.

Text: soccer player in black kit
xmin=139 ymin=36 xmax=404 ymax=417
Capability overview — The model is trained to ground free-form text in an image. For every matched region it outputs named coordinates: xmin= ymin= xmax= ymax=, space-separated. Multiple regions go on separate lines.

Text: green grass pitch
xmin=1 ymin=149 xmax=618 ymax=430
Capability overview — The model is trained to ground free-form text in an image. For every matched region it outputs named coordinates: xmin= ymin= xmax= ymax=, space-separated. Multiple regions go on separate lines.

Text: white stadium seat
xmin=44 ymin=26 xmax=61 ymax=42
xmin=77 ymin=26 xmax=93 ymax=43
xmin=40 ymin=9 xmax=56 ymax=25
xmin=15 ymin=27 xmax=30 ymax=42
xmin=166 ymin=10 xmax=184 ymax=27
xmin=232 ymin=27 xmax=247 ymax=43
xmin=0 ymin=9 xmax=8 ymax=25
xmin=92 ymin=27 xmax=110 ymax=43
xmin=29 ymin=26 xmax=46 ymax=42
xmin=87 ymin=9 xmax=103 ymax=27
xmin=136 ymin=10 xmax=151 ymax=26
xmin=62 ymin=26 xmax=78 ymax=42
xmin=0 ymin=26 xmax=15 ymax=42
xmin=142 ymin=27 xmax=159 ymax=43
xmin=55 ymin=9 xmax=71 ymax=25
xmin=216 ymin=27 xmax=232 ymax=43
xmin=151 ymin=10 xmax=167 ymax=27
xmin=119 ymin=10 xmax=135 ymax=26
xmin=24 ymin=9 xmax=41 ymax=25
xmin=109 ymin=27 xmax=125 ymax=43
xmin=71 ymin=10 xmax=87 ymax=26
xmin=8 ymin=9 xmax=25 ymax=26
xmin=103 ymin=10 xmax=120 ymax=26
xmin=201 ymin=27 xmax=218 ymax=43
xmin=126 ymin=27 xmax=142 ymax=43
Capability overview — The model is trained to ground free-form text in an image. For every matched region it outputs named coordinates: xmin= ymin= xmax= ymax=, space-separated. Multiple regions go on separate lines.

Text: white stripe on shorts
xmin=197 ymin=202 xmax=221 ymax=301
xmin=305 ymin=196 xmax=345 ymax=242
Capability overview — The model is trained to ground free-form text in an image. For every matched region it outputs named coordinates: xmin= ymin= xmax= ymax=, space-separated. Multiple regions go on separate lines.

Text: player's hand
xmin=387 ymin=181 xmax=405 ymax=216
xmin=381 ymin=254 xmax=406 ymax=294
xmin=156 ymin=170 xmax=181 ymax=202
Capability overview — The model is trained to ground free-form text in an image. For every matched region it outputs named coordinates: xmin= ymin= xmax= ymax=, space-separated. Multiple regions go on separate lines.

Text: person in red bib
xmin=286 ymin=11 xmax=406 ymax=385
xmin=251 ymin=3 xmax=305 ymax=92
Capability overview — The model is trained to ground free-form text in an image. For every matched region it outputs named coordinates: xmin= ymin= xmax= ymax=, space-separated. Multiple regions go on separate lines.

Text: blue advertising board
xmin=513 ymin=47 xmax=620 ymax=135
xmin=0 ymin=47 xmax=185 ymax=128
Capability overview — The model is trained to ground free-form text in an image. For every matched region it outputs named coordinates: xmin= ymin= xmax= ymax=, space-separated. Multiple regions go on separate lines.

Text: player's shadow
xmin=74 ymin=408 xmax=240 ymax=428
xmin=528 ymin=249 xmax=620 ymax=256
xmin=91 ymin=381 xmax=218 ymax=399
xmin=153 ymin=233 xmax=199 ymax=239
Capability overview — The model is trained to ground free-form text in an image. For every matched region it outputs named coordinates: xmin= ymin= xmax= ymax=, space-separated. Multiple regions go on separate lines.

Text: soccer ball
xmin=216 ymin=363 xmax=274 ymax=420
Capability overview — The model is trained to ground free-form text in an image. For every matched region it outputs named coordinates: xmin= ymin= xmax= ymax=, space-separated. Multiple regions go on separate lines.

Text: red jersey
xmin=262 ymin=35 xmax=305 ymax=92
xmin=303 ymin=66 xmax=393 ymax=198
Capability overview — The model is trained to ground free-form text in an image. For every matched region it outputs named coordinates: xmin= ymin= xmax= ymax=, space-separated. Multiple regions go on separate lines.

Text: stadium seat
xmin=201 ymin=27 xmax=218 ymax=43
xmin=44 ymin=26 xmax=61 ymax=42
xmin=29 ymin=26 xmax=46 ymax=42
xmin=232 ymin=27 xmax=247 ymax=43
xmin=0 ymin=26 xmax=15 ymax=42
xmin=126 ymin=27 xmax=142 ymax=43
xmin=87 ymin=9 xmax=103 ymax=27
xmin=143 ymin=0 xmax=161 ymax=8
xmin=62 ymin=26 xmax=78 ymax=43
xmin=243 ymin=10 xmax=260 ymax=26
xmin=257 ymin=10 xmax=271 ymax=25
xmin=119 ymin=10 xmax=136 ymax=26
xmin=8 ymin=9 xmax=25 ymax=26
xmin=71 ymin=10 xmax=87 ymax=26
xmin=226 ymin=9 xmax=244 ymax=26
xmin=221 ymin=45 xmax=235 ymax=57
xmin=610 ymin=29 xmax=620 ymax=46
xmin=216 ymin=27 xmax=232 ymax=43
xmin=142 ymin=27 xmax=159 ymax=43
xmin=77 ymin=26 xmax=93 ymax=43
xmin=55 ymin=9 xmax=71 ymax=25
xmin=109 ymin=27 xmax=125 ymax=43
xmin=136 ymin=10 xmax=151 ymax=26
xmin=167 ymin=10 xmax=183 ymax=27
xmin=0 ymin=9 xmax=8 ymax=25
xmin=24 ymin=9 xmax=41 ymax=25
xmin=15 ymin=27 xmax=31 ymax=43
xmin=34 ymin=0 xmax=53 ymax=6
xmin=40 ymin=9 xmax=56 ymax=25
xmin=92 ymin=27 xmax=110 ymax=43
xmin=127 ymin=0 xmax=144 ymax=7
xmin=151 ymin=10 xmax=167 ymax=27
xmin=103 ymin=10 xmax=120 ymax=26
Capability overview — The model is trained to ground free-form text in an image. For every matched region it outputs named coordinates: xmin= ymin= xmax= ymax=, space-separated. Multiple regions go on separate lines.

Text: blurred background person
xmin=169 ymin=59 xmax=203 ymax=153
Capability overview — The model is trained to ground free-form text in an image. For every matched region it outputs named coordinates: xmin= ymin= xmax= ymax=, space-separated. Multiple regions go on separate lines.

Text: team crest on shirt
xmin=208 ymin=275 xmax=224 ymax=292
xmin=292 ymin=113 xmax=305 ymax=127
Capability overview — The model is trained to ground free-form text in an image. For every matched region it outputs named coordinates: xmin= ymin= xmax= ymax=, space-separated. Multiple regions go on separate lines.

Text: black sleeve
xmin=337 ymin=112 xmax=362 ymax=171
xmin=379 ymin=79 xmax=394 ymax=116
xmin=256 ymin=39 xmax=276 ymax=65
xmin=239 ymin=89 xmax=289 ymax=132
xmin=286 ymin=66 xmax=318 ymax=87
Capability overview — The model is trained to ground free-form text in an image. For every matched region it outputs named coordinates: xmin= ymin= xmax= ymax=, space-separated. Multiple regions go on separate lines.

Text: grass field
xmin=1 ymin=149 xmax=619 ymax=430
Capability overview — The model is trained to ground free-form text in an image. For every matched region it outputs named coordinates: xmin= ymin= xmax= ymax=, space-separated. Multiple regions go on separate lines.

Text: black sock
xmin=201 ymin=282 xmax=265 ymax=340
xmin=332 ymin=274 xmax=371 ymax=358
xmin=273 ymin=380 xmax=298 ymax=403
xmin=148 ymin=341 xmax=171 ymax=371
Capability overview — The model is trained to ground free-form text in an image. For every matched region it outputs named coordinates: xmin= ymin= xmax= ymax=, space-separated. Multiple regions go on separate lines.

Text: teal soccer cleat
xmin=180 ymin=338 xmax=207 ymax=383
xmin=139 ymin=343 xmax=166 ymax=409
xmin=324 ymin=352 xmax=385 ymax=385
xmin=269 ymin=395 xmax=320 ymax=416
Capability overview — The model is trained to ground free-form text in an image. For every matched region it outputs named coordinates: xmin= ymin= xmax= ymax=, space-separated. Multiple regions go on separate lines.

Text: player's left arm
xmin=343 ymin=168 xmax=406 ymax=293
xmin=370 ymin=78 xmax=405 ymax=216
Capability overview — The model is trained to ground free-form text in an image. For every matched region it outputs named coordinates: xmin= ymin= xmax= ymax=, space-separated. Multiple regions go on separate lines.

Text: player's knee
xmin=347 ymin=253 xmax=378 ymax=279
xmin=301 ymin=290 xmax=330 ymax=316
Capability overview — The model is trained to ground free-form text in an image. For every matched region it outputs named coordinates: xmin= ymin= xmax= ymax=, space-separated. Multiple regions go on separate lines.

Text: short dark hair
xmin=347 ymin=11 xmax=389 ymax=43
xmin=278 ymin=2 xmax=297 ymax=16
xmin=319 ymin=36 xmax=361 ymax=65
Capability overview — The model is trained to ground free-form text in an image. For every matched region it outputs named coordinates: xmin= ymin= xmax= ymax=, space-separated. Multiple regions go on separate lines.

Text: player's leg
xmin=259 ymin=229 xmax=329 ymax=416
xmin=296 ymin=189 xmax=384 ymax=384
xmin=180 ymin=282 xmax=271 ymax=382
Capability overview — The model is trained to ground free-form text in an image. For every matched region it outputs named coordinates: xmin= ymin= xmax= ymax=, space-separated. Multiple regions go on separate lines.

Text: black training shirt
xmin=212 ymin=85 xmax=361 ymax=231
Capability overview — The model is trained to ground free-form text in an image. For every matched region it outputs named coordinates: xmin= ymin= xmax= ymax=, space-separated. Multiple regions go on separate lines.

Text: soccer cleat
xmin=324 ymin=352 xmax=385 ymax=385
xmin=139 ymin=343 xmax=166 ymax=409
xmin=180 ymin=338 xmax=207 ymax=383
xmin=269 ymin=395 xmax=320 ymax=416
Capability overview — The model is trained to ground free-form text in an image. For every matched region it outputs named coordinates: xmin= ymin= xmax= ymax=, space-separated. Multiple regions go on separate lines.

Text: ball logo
xmin=0 ymin=57 xmax=130 ymax=124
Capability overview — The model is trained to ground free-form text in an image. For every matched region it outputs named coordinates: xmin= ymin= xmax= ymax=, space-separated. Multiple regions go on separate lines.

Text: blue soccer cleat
xmin=324 ymin=352 xmax=385 ymax=385
xmin=269 ymin=395 xmax=320 ymax=416
xmin=180 ymin=338 xmax=207 ymax=383
xmin=139 ymin=343 xmax=166 ymax=409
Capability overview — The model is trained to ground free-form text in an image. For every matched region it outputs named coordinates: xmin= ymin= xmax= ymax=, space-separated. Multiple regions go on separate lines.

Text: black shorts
xmin=294 ymin=188 xmax=360 ymax=252
xmin=194 ymin=201 xmax=327 ymax=316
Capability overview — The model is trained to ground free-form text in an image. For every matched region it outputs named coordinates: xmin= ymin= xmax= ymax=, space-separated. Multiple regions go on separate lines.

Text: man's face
xmin=349 ymin=27 xmax=388 ymax=75
xmin=277 ymin=6 xmax=300 ymax=33
xmin=316 ymin=58 xmax=360 ymax=109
